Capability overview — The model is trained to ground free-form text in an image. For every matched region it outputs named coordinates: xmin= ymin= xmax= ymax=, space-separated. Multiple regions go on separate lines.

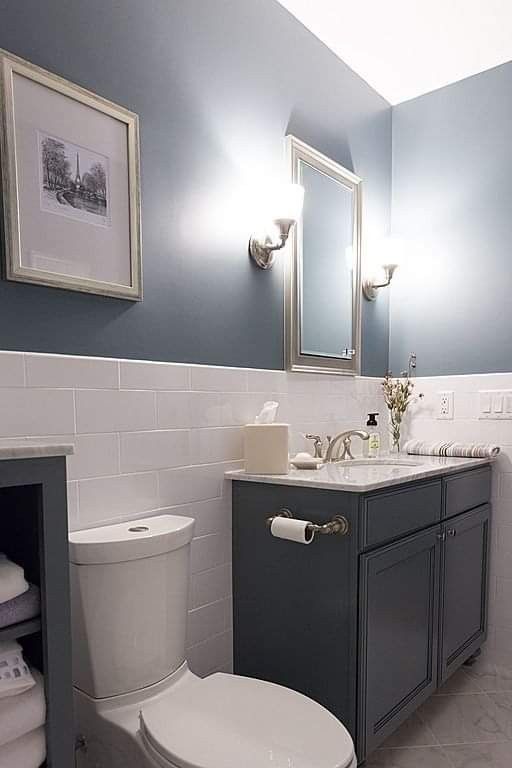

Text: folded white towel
xmin=0 ymin=642 xmax=35 ymax=699
xmin=0 ymin=669 xmax=45 ymax=747
xmin=0 ymin=555 xmax=28 ymax=604
xmin=0 ymin=726 xmax=45 ymax=768
xmin=404 ymin=440 xmax=500 ymax=459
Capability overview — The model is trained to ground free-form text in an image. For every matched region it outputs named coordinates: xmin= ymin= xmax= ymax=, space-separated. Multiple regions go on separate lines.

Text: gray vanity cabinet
xmin=439 ymin=504 xmax=490 ymax=682
xmin=358 ymin=527 xmax=441 ymax=755
xmin=231 ymin=464 xmax=492 ymax=763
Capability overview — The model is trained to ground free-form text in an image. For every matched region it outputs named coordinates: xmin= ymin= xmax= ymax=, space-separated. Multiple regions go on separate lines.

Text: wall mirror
xmin=285 ymin=135 xmax=362 ymax=375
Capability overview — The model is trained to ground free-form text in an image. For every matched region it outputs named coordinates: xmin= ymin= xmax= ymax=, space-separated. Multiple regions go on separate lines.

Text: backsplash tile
xmin=77 ymin=471 xmax=160 ymax=527
xmin=25 ymin=353 xmax=118 ymax=389
xmin=67 ymin=433 xmax=120 ymax=480
xmin=75 ymin=389 xmax=157 ymax=434
xmin=156 ymin=391 xmax=193 ymax=429
xmin=120 ymin=360 xmax=190 ymax=391
xmin=0 ymin=388 xmax=75 ymax=436
xmin=190 ymin=365 xmax=248 ymax=393
xmin=119 ymin=429 xmax=190 ymax=472
xmin=158 ymin=464 xmax=225 ymax=507
xmin=0 ymin=349 xmax=383 ymax=676
xmin=0 ymin=352 xmax=25 ymax=387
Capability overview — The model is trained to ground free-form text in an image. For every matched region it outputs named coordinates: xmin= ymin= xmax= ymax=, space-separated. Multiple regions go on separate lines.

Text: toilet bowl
xmin=70 ymin=515 xmax=357 ymax=768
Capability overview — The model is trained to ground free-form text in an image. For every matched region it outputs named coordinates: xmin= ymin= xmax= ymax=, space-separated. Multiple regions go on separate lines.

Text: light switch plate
xmin=479 ymin=391 xmax=492 ymax=414
xmin=479 ymin=389 xmax=512 ymax=419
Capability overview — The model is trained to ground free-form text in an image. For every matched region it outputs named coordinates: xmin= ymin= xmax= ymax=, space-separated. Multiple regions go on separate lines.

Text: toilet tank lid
xmin=69 ymin=515 xmax=195 ymax=565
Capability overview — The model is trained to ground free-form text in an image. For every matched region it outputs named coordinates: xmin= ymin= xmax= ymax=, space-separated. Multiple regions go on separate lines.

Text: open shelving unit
xmin=0 ymin=617 xmax=42 ymax=643
xmin=0 ymin=455 xmax=73 ymax=768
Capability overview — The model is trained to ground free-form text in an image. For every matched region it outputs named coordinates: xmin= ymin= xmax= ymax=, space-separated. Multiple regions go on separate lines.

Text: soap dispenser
xmin=366 ymin=413 xmax=380 ymax=458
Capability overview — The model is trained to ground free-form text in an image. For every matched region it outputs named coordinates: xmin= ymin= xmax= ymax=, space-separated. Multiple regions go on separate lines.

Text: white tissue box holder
xmin=244 ymin=423 xmax=289 ymax=475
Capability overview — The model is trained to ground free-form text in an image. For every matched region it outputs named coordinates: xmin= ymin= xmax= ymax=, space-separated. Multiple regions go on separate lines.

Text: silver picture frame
xmin=0 ymin=50 xmax=142 ymax=300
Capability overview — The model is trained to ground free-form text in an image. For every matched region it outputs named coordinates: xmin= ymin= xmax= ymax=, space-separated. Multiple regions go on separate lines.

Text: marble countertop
xmin=0 ymin=442 xmax=74 ymax=461
xmin=225 ymin=455 xmax=492 ymax=493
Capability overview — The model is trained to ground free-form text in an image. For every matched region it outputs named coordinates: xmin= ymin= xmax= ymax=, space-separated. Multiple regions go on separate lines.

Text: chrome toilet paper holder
xmin=267 ymin=508 xmax=350 ymax=540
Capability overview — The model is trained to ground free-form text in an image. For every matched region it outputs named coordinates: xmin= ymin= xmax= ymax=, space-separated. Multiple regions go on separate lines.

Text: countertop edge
xmin=0 ymin=444 xmax=75 ymax=461
xmin=225 ymin=456 xmax=493 ymax=493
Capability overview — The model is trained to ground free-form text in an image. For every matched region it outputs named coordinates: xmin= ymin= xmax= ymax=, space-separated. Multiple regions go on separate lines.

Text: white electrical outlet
xmin=437 ymin=391 xmax=454 ymax=420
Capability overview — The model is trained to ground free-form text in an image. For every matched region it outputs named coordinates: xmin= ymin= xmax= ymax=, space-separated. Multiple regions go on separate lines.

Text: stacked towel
xmin=0 ymin=642 xmax=36 ymax=698
xmin=0 ymin=726 xmax=46 ymax=768
xmin=0 ymin=658 xmax=45 ymax=766
xmin=0 ymin=555 xmax=46 ymax=766
xmin=0 ymin=554 xmax=40 ymax=631
xmin=0 ymin=556 xmax=28 ymax=604
xmin=0 ymin=584 xmax=40 ymax=630
xmin=404 ymin=440 xmax=500 ymax=459
xmin=0 ymin=669 xmax=45 ymax=746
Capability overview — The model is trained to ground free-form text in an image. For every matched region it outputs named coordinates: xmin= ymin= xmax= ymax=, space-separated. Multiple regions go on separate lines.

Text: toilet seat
xmin=140 ymin=672 xmax=355 ymax=768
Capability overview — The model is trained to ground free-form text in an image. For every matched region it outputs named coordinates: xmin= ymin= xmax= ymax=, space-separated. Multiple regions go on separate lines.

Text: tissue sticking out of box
xmin=254 ymin=401 xmax=279 ymax=424
xmin=244 ymin=402 xmax=289 ymax=474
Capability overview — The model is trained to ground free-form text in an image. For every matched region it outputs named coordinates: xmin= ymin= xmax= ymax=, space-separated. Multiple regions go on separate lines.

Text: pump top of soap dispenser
xmin=366 ymin=413 xmax=379 ymax=427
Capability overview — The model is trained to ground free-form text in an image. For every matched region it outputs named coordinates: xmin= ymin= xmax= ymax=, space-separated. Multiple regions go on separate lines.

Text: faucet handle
xmin=304 ymin=434 xmax=324 ymax=459
xmin=341 ymin=436 xmax=355 ymax=460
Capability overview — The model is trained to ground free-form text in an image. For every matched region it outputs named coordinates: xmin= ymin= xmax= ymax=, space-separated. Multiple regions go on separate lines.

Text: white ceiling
xmin=277 ymin=0 xmax=512 ymax=104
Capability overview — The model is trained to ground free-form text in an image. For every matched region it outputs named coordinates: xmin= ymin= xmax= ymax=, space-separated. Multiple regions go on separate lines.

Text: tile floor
xmin=365 ymin=658 xmax=512 ymax=767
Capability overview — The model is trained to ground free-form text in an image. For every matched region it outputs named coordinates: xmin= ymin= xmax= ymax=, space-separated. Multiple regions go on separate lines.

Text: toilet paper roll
xmin=270 ymin=516 xmax=314 ymax=544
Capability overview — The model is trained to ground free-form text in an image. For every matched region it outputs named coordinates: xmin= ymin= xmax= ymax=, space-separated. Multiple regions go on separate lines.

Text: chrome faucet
xmin=304 ymin=434 xmax=325 ymax=459
xmin=324 ymin=429 xmax=370 ymax=463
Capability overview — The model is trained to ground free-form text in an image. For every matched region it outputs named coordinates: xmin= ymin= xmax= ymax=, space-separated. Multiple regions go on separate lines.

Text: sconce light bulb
xmin=383 ymin=263 xmax=398 ymax=280
xmin=273 ymin=183 xmax=304 ymax=223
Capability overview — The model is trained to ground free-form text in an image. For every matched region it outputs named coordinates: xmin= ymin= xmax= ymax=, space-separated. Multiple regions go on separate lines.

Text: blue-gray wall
xmin=0 ymin=0 xmax=391 ymax=374
xmin=390 ymin=61 xmax=512 ymax=376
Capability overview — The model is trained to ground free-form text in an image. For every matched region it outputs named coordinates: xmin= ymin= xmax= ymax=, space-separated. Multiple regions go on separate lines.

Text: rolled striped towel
xmin=404 ymin=440 xmax=500 ymax=459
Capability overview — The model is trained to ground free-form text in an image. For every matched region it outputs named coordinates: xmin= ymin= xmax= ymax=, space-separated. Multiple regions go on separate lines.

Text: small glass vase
xmin=389 ymin=412 xmax=402 ymax=454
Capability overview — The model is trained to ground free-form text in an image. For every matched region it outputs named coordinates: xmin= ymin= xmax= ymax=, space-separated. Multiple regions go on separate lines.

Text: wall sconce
xmin=249 ymin=183 xmax=304 ymax=269
xmin=363 ymin=263 xmax=398 ymax=300
xmin=363 ymin=237 xmax=404 ymax=300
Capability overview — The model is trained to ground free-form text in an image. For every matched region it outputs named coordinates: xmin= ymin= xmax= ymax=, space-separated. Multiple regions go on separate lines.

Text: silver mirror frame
xmin=285 ymin=135 xmax=362 ymax=376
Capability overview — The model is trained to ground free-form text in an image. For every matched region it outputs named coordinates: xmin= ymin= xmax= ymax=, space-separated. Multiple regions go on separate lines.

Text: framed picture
xmin=0 ymin=50 xmax=142 ymax=300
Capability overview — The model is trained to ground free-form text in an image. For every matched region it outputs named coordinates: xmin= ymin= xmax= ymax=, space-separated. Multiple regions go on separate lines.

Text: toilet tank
xmin=69 ymin=514 xmax=195 ymax=699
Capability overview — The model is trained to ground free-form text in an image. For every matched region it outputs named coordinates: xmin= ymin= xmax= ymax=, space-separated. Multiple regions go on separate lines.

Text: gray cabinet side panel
xmin=232 ymin=482 xmax=359 ymax=737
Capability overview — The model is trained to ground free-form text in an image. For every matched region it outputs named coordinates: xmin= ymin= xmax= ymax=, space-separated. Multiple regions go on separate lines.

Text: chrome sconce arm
xmin=363 ymin=263 xmax=398 ymax=301
xmin=248 ymin=183 xmax=304 ymax=270
xmin=249 ymin=218 xmax=295 ymax=270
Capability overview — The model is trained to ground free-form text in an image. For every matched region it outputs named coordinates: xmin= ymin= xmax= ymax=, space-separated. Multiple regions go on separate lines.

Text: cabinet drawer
xmin=444 ymin=467 xmax=491 ymax=520
xmin=362 ymin=481 xmax=442 ymax=549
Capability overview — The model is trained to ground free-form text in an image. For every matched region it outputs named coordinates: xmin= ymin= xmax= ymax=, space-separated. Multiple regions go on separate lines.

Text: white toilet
xmin=69 ymin=514 xmax=357 ymax=768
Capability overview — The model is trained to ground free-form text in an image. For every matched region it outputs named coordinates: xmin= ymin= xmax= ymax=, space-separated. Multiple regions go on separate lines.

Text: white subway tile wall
xmin=407 ymin=374 xmax=512 ymax=689
xmin=0 ymin=351 xmax=383 ymax=677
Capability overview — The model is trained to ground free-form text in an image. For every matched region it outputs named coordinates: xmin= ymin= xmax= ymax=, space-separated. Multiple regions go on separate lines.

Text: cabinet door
xmin=358 ymin=527 xmax=440 ymax=758
xmin=439 ymin=504 xmax=490 ymax=682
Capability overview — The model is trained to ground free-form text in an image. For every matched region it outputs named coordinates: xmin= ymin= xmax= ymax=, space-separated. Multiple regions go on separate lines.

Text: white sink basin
xmin=333 ymin=458 xmax=421 ymax=468
xmin=314 ymin=457 xmax=426 ymax=484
